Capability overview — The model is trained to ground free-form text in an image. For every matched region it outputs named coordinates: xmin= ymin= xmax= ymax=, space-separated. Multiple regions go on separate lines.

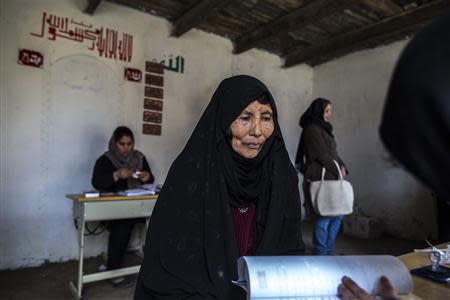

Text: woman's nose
xmin=250 ymin=120 xmax=262 ymax=137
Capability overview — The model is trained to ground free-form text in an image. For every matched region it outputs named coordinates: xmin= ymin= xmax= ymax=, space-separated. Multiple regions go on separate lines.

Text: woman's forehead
xmin=117 ymin=136 xmax=133 ymax=142
xmin=241 ymin=101 xmax=273 ymax=113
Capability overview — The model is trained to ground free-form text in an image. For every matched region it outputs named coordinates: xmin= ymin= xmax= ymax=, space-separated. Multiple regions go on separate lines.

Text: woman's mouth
xmin=243 ymin=143 xmax=262 ymax=149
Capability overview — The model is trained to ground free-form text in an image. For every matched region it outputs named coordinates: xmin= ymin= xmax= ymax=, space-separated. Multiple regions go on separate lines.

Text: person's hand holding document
xmin=339 ymin=276 xmax=400 ymax=300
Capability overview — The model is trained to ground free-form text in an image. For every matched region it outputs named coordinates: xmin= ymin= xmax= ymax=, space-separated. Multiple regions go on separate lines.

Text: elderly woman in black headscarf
xmin=92 ymin=126 xmax=154 ymax=287
xmin=295 ymin=98 xmax=348 ymax=255
xmin=134 ymin=75 xmax=304 ymax=299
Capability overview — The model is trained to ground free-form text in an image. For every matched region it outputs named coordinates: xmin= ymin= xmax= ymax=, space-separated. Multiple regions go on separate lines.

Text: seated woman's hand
xmin=114 ymin=168 xmax=132 ymax=181
xmin=138 ymin=170 xmax=151 ymax=183
xmin=338 ymin=276 xmax=399 ymax=300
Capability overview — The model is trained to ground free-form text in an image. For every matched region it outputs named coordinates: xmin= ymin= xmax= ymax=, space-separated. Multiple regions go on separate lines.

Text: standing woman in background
xmin=295 ymin=98 xmax=348 ymax=255
xmin=92 ymin=126 xmax=154 ymax=287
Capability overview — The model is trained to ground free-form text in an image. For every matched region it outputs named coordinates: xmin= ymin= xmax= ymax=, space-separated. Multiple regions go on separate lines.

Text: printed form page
xmin=235 ymin=256 xmax=413 ymax=300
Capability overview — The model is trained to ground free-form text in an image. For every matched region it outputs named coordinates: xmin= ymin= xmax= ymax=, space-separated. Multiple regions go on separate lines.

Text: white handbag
xmin=310 ymin=160 xmax=354 ymax=216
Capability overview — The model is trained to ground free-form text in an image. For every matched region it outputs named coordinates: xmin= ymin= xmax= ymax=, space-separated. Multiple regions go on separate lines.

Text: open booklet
xmin=233 ymin=255 xmax=414 ymax=300
xmin=117 ymin=183 xmax=162 ymax=196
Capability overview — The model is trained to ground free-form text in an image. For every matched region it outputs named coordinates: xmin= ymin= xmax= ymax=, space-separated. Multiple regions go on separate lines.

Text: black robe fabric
xmin=135 ymin=75 xmax=304 ymax=299
xmin=380 ymin=9 xmax=450 ymax=204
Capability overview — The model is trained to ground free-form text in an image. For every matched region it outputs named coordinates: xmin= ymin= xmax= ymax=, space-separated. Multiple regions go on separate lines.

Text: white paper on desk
xmin=117 ymin=188 xmax=155 ymax=196
xmin=83 ymin=190 xmax=100 ymax=198
xmin=140 ymin=183 xmax=162 ymax=193
xmin=234 ymin=255 xmax=413 ymax=300
xmin=117 ymin=183 xmax=162 ymax=196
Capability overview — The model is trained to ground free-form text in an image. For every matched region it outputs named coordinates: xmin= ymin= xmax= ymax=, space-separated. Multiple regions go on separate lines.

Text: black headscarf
xmin=295 ymin=98 xmax=333 ymax=169
xmin=380 ymin=9 xmax=450 ymax=204
xmin=136 ymin=75 xmax=304 ymax=299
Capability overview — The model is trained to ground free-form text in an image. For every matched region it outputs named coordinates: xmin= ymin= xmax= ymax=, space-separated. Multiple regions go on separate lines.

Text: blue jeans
xmin=313 ymin=216 xmax=343 ymax=255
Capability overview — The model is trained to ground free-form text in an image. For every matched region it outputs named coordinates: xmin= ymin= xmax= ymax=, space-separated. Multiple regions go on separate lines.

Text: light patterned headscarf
xmin=104 ymin=127 xmax=144 ymax=188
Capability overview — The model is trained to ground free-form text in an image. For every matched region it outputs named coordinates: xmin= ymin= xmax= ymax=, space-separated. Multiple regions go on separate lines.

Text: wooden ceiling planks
xmin=104 ymin=0 xmax=450 ymax=67
xmin=360 ymin=0 xmax=404 ymax=16
xmin=171 ymin=0 xmax=236 ymax=37
xmin=233 ymin=0 xmax=358 ymax=55
xmin=284 ymin=0 xmax=450 ymax=67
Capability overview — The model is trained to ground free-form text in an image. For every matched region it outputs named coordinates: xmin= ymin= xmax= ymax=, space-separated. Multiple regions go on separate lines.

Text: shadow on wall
xmin=41 ymin=55 xmax=123 ymax=261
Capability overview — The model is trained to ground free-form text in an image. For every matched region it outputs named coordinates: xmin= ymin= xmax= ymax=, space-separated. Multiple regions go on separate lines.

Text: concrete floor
xmin=0 ymin=222 xmax=427 ymax=300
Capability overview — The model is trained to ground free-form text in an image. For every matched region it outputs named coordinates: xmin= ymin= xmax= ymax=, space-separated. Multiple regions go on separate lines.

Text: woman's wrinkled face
xmin=115 ymin=136 xmax=134 ymax=156
xmin=230 ymin=100 xmax=274 ymax=159
xmin=323 ymin=104 xmax=332 ymax=122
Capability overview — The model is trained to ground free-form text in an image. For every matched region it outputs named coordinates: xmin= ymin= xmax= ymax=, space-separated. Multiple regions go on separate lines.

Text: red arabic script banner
xmin=30 ymin=12 xmax=133 ymax=62
xmin=18 ymin=49 xmax=43 ymax=68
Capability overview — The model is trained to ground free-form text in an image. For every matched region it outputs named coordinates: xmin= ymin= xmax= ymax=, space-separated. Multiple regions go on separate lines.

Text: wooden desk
xmin=398 ymin=242 xmax=450 ymax=299
xmin=66 ymin=194 xmax=158 ymax=299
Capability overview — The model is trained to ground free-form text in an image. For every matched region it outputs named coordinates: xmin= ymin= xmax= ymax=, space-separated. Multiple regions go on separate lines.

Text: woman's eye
xmin=262 ymin=115 xmax=273 ymax=122
xmin=239 ymin=115 xmax=251 ymax=121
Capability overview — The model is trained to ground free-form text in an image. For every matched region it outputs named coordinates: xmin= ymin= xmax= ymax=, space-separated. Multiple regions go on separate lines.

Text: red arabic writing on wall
xmin=30 ymin=12 xmax=133 ymax=62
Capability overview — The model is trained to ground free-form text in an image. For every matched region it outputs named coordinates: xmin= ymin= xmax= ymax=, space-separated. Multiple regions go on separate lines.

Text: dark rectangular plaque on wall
xmin=144 ymin=61 xmax=165 ymax=136
xmin=145 ymin=61 xmax=164 ymax=74
xmin=145 ymin=74 xmax=164 ymax=86
xmin=143 ymin=123 xmax=162 ymax=135
xmin=143 ymin=111 xmax=162 ymax=123
xmin=18 ymin=49 xmax=43 ymax=68
xmin=145 ymin=86 xmax=164 ymax=99
xmin=144 ymin=98 xmax=163 ymax=111
xmin=124 ymin=67 xmax=142 ymax=82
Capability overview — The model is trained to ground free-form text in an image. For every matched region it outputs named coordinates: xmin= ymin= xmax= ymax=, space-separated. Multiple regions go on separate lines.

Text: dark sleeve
xmin=92 ymin=155 xmax=117 ymax=191
xmin=142 ymin=156 xmax=155 ymax=184
xmin=304 ymin=126 xmax=340 ymax=177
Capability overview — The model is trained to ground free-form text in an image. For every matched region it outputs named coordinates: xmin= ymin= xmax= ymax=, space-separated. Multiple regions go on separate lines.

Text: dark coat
xmin=92 ymin=154 xmax=153 ymax=192
xmin=301 ymin=124 xmax=346 ymax=181
xmin=380 ymin=9 xmax=450 ymax=204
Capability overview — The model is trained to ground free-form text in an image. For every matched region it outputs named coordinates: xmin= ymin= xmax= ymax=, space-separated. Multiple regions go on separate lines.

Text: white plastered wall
xmin=0 ymin=0 xmax=312 ymax=269
xmin=1 ymin=0 xmax=437 ymax=270
xmin=312 ymin=42 xmax=437 ymax=240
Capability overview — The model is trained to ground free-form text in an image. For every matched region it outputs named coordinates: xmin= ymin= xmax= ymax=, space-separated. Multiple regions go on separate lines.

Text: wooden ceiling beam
xmin=360 ymin=0 xmax=403 ymax=16
xmin=283 ymin=0 xmax=450 ymax=68
xmin=171 ymin=0 xmax=235 ymax=37
xmin=233 ymin=0 xmax=358 ymax=55
xmin=307 ymin=23 xmax=424 ymax=66
xmin=84 ymin=0 xmax=102 ymax=15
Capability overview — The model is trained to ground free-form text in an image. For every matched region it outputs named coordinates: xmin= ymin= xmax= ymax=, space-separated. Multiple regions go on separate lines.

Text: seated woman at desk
xmin=92 ymin=125 xmax=154 ymax=288
xmin=134 ymin=75 xmax=305 ymax=299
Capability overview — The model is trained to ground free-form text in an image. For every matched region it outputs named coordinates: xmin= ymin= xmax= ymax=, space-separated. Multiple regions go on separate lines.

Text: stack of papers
xmin=117 ymin=183 xmax=162 ymax=196
xmin=118 ymin=188 xmax=154 ymax=196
